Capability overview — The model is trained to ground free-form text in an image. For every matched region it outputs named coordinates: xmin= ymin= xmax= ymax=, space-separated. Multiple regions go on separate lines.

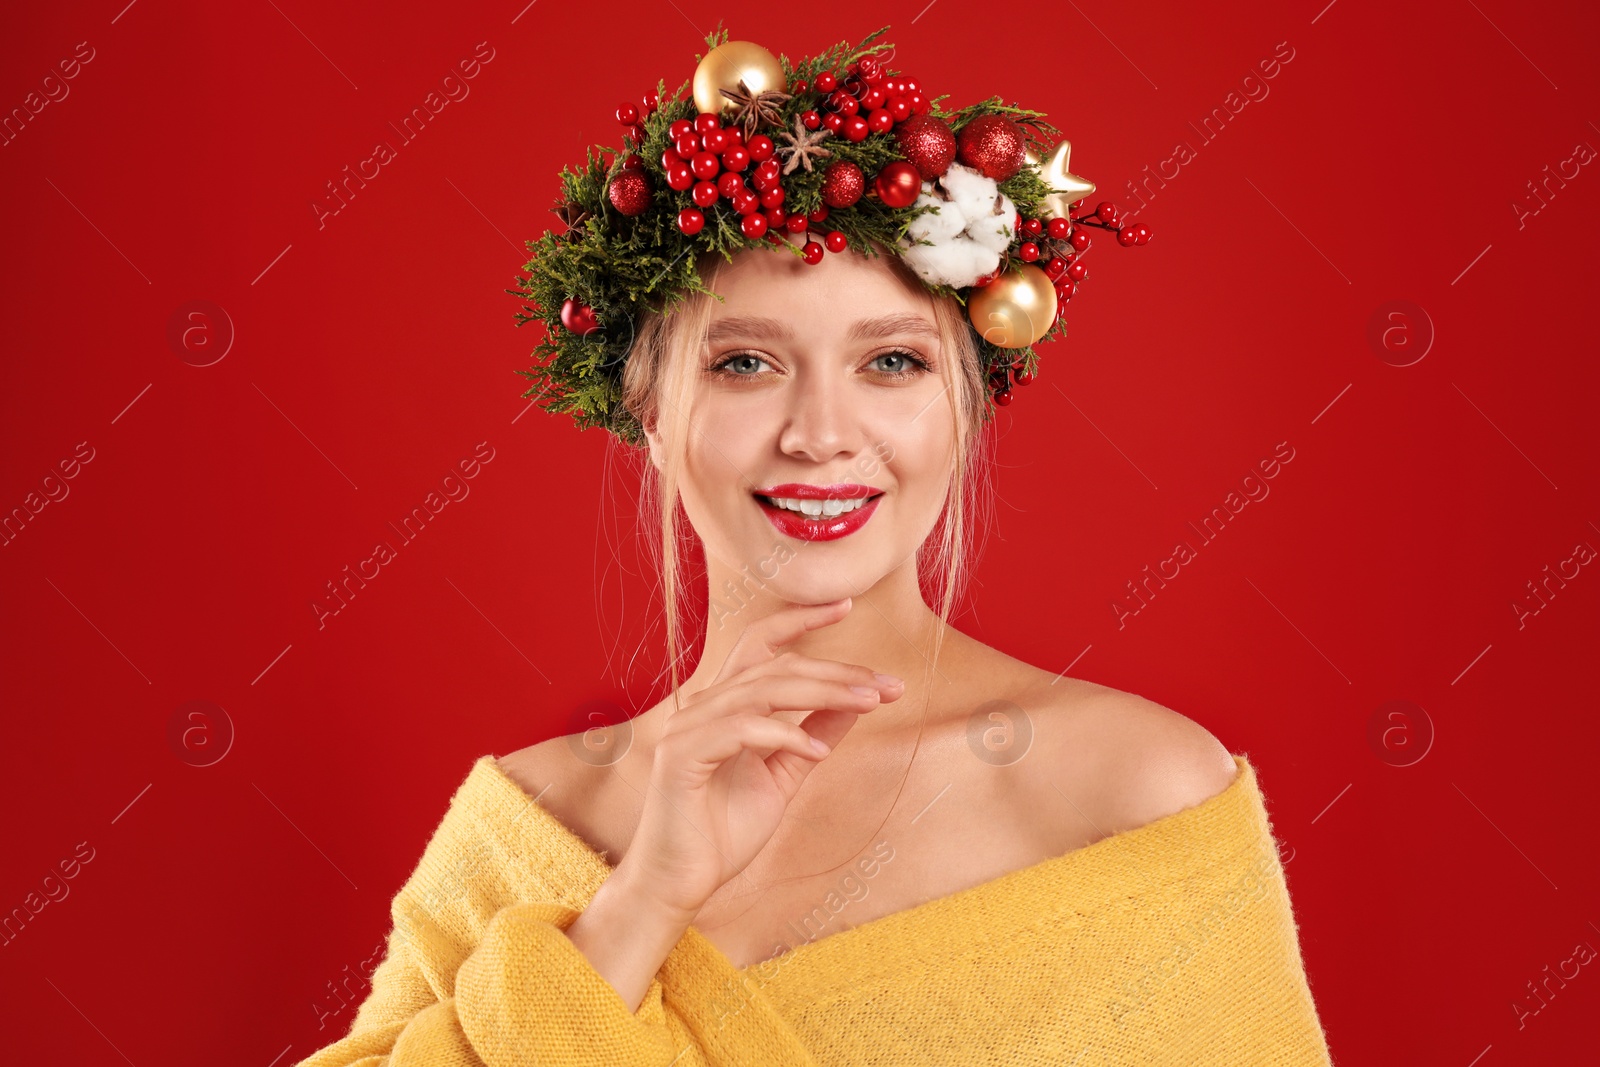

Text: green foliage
xmin=505 ymin=24 xmax=1093 ymax=446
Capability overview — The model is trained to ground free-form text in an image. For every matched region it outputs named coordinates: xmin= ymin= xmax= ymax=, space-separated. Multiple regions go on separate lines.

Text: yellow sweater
xmin=295 ymin=752 xmax=1334 ymax=1066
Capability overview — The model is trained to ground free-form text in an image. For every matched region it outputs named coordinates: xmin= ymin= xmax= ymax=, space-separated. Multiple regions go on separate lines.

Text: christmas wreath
xmin=507 ymin=23 xmax=1149 ymax=446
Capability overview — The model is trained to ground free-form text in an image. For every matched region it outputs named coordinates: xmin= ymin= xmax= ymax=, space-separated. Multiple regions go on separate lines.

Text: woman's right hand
xmin=616 ymin=597 xmax=904 ymax=923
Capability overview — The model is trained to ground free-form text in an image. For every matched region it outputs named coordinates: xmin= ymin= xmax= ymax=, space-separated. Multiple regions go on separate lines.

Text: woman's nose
xmin=776 ymin=368 xmax=857 ymax=462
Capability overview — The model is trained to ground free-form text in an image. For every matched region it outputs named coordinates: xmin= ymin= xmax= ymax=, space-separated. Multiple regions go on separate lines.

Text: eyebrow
xmin=705 ymin=313 xmax=939 ymax=345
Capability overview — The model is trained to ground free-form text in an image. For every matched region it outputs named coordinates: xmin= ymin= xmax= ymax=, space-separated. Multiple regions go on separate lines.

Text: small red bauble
xmin=1067 ymin=260 xmax=1089 ymax=281
xmin=894 ymin=114 xmax=956 ymax=180
xmin=861 ymin=88 xmax=887 ymax=112
xmin=717 ymin=172 xmax=745 ymax=198
xmin=793 ymin=79 xmax=808 ymax=93
xmin=844 ymin=116 xmax=870 ymax=142
xmin=677 ymin=208 xmax=705 ymax=235
xmin=867 ymin=109 xmax=894 ymax=135
xmin=692 ymin=181 xmax=719 ymax=208
xmin=808 ymin=205 xmax=829 ymax=223
xmin=903 ymin=77 xmax=921 ymax=95
xmin=660 ymin=148 xmax=681 ymax=168
xmin=642 ymin=91 xmax=658 ymax=113
xmin=814 ymin=71 xmax=838 ymax=93
xmin=993 ymin=388 xmax=1014 ymax=407
xmin=747 ymin=134 xmax=775 ymax=161
xmin=759 ymin=186 xmax=785 ymax=210
xmin=802 ymin=110 xmax=822 ymax=131
xmin=607 ymin=170 xmax=652 ymax=216
xmin=1045 ymin=257 xmax=1068 ymax=278
xmin=824 ymin=113 xmax=845 ymax=133
xmin=1070 ymin=230 xmax=1091 ymax=251
xmin=616 ymin=103 xmax=639 ymax=127
xmin=1019 ymin=242 xmax=1040 ymax=262
xmin=821 ymin=161 xmax=865 ymax=208
xmin=889 ymin=97 xmax=912 ymax=123
xmin=665 ymin=163 xmax=694 ymax=191
xmin=874 ymin=161 xmax=923 ymax=209
xmin=1023 ymin=217 xmax=1042 ymax=236
xmin=674 ymin=132 xmax=701 ymax=158
xmin=785 ymin=214 xmax=809 ymax=233
xmin=741 ymin=213 xmax=769 ymax=239
xmin=702 ymin=127 xmax=729 ymax=155
xmin=765 ymin=206 xmax=787 ymax=228
xmin=956 ymin=115 xmax=1026 ymax=181
xmin=1118 ymin=227 xmax=1138 ymax=246
xmin=721 ymin=145 xmax=749 ymax=172
xmin=690 ymin=152 xmax=720 ymax=180
xmin=856 ymin=57 xmax=883 ymax=84
xmin=1015 ymin=369 xmax=1035 ymax=386
xmin=734 ymin=190 xmax=761 ymax=215
xmin=829 ymin=91 xmax=859 ymax=117
xmin=693 ymin=112 xmax=720 ymax=134
xmin=1096 ymin=201 xmax=1119 ymax=223
xmin=803 ymin=240 xmax=825 ymax=264
xmin=621 ymin=154 xmax=644 ymax=171
xmin=560 ymin=298 xmax=600 ymax=336
xmin=907 ymin=91 xmax=929 ymax=115
xmin=1047 ymin=217 xmax=1072 ymax=240
xmin=669 ymin=119 xmax=693 ymax=140
xmin=825 ymin=230 xmax=848 ymax=253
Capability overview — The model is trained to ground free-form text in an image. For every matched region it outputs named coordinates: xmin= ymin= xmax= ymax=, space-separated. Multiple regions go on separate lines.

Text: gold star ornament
xmin=1028 ymin=141 xmax=1097 ymax=220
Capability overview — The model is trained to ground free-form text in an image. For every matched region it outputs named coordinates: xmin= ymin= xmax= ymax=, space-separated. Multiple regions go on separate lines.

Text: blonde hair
xmin=619 ymin=244 xmax=994 ymax=704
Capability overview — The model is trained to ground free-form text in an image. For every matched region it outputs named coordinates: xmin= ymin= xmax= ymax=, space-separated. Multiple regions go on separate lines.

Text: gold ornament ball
xmin=967 ymin=265 xmax=1058 ymax=348
xmin=693 ymin=41 xmax=786 ymax=116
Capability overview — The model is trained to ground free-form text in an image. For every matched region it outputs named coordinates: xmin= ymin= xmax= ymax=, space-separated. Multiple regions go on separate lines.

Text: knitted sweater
xmin=295 ymin=752 xmax=1334 ymax=1066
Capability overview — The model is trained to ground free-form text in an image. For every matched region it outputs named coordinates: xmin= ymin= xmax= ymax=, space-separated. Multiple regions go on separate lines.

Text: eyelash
xmin=708 ymin=349 xmax=933 ymax=381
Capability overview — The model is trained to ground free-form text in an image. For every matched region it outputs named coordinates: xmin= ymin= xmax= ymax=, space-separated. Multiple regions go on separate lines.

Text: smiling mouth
xmin=755 ymin=492 xmax=885 ymax=519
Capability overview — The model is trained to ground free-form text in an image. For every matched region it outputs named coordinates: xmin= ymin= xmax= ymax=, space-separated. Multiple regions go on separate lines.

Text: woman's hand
xmin=616 ymin=597 xmax=904 ymax=922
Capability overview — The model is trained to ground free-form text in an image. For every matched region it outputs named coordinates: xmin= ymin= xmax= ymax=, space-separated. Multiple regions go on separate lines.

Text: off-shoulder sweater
xmin=294 ymin=752 xmax=1335 ymax=1066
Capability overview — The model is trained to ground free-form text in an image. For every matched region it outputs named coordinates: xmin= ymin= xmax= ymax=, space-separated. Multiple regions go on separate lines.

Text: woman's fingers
xmin=674 ymin=713 xmax=833 ymax=768
xmin=680 ymin=652 xmax=902 ymax=726
xmin=709 ymin=598 xmax=854 ymax=686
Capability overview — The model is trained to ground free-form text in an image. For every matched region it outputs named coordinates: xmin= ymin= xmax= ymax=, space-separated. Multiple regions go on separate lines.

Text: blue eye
xmin=711 ymin=353 xmax=773 ymax=376
xmin=869 ymin=350 xmax=931 ymax=378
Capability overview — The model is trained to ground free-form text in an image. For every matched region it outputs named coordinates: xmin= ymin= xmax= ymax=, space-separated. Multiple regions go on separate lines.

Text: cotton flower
xmin=898 ymin=163 xmax=1017 ymax=289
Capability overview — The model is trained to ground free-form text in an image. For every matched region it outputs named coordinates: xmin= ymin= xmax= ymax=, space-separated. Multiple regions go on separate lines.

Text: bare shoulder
xmin=1024 ymin=676 xmax=1239 ymax=834
xmin=494 ymin=735 xmax=590 ymax=804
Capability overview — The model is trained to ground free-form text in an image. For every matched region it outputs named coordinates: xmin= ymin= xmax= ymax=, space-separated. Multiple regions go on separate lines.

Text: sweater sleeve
xmin=291 ymin=901 xmax=688 ymax=1067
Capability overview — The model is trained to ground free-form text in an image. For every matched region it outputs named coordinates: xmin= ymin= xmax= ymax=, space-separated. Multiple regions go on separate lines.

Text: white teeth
xmin=764 ymin=495 xmax=873 ymax=517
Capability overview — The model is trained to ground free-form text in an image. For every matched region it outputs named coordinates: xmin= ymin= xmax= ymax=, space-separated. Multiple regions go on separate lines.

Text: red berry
xmin=721 ymin=145 xmax=749 ymax=172
xmin=741 ymin=212 xmax=769 ymax=239
xmin=903 ymin=77 xmax=921 ymax=95
xmin=765 ymin=206 xmax=787 ymax=228
xmin=1045 ymin=257 xmax=1067 ymax=278
xmin=803 ymin=240 xmax=824 ymax=264
xmin=675 ymin=132 xmax=701 ymax=157
xmin=677 ymin=208 xmax=705 ymax=235
xmin=815 ymin=71 xmax=838 ymax=93
xmin=734 ymin=191 xmax=761 ymax=215
xmin=861 ymin=88 xmax=887 ymax=112
xmin=1019 ymin=242 xmax=1040 ymax=262
xmin=1068 ymin=260 xmax=1089 ymax=281
xmin=703 ymin=127 xmax=729 ymax=155
xmin=994 ymin=388 xmax=1013 ymax=407
xmin=760 ymin=187 xmax=785 ymax=210
xmin=660 ymin=148 xmax=681 ymax=168
xmin=1055 ymin=278 xmax=1076 ymax=298
xmin=808 ymin=205 xmax=830 ymax=223
xmin=690 ymin=152 xmax=720 ymax=181
xmin=802 ymin=110 xmax=822 ymax=130
xmin=616 ymin=103 xmax=639 ymax=126
xmin=867 ymin=109 xmax=894 ymax=135
xmin=794 ymin=79 xmax=809 ymax=94
xmin=669 ymin=119 xmax=693 ymax=140
xmin=1015 ymin=369 xmax=1035 ymax=386
xmin=785 ymin=213 xmax=809 ymax=233
xmin=747 ymin=134 xmax=775 ymax=162
xmin=716 ymin=172 xmax=743 ymax=198
xmin=560 ymin=298 xmax=600 ymax=336
xmin=825 ymin=230 xmax=848 ymax=253
xmin=1118 ymin=227 xmax=1138 ymax=246
xmin=621 ymin=154 xmax=644 ymax=170
xmin=830 ymin=92 xmax=859 ymax=117
xmin=643 ymin=91 xmax=658 ymax=113
xmin=694 ymin=112 xmax=720 ymax=134
xmin=1070 ymin=230 xmax=1091 ymax=252
xmin=1096 ymin=201 xmax=1118 ymax=223
xmin=1023 ymin=218 xmax=1042 ymax=235
xmin=825 ymin=113 xmax=845 ymax=133
xmin=907 ymin=91 xmax=928 ymax=114
xmin=844 ymin=116 xmax=870 ymax=142
xmin=1047 ymin=218 xmax=1072 ymax=240
xmin=666 ymin=163 xmax=694 ymax=191
xmin=692 ymin=181 xmax=719 ymax=207
xmin=889 ymin=97 xmax=912 ymax=123
xmin=857 ymin=57 xmax=882 ymax=84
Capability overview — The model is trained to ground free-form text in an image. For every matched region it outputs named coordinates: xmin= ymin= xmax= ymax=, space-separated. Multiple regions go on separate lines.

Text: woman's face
xmin=647 ymin=240 xmax=962 ymax=604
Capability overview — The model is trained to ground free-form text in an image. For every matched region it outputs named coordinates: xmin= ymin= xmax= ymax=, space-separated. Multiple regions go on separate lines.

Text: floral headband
xmin=506 ymin=24 xmax=1149 ymax=446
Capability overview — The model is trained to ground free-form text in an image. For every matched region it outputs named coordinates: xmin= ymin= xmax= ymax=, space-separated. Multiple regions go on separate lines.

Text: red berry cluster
xmin=798 ymin=56 xmax=932 ymax=141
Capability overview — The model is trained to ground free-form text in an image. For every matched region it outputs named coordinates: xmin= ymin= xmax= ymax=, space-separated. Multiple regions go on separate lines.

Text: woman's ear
xmin=643 ymin=420 xmax=665 ymax=472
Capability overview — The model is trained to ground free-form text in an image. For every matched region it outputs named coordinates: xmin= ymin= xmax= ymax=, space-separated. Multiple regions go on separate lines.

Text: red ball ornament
xmin=643 ymin=91 xmax=658 ymax=113
xmin=874 ymin=161 xmax=923 ymax=209
xmin=825 ymin=230 xmax=848 ymax=253
xmin=821 ymin=161 xmax=865 ymax=208
xmin=621 ymin=154 xmax=644 ymax=171
xmin=607 ymin=170 xmax=652 ymax=216
xmin=741 ymin=212 xmax=769 ymax=239
xmin=894 ymin=114 xmax=957 ymax=180
xmin=803 ymin=240 xmax=824 ymax=264
xmin=677 ymin=208 xmax=705 ymax=235
xmin=1015 ymin=369 xmax=1035 ymax=386
xmin=956 ymin=115 xmax=1026 ymax=181
xmin=560 ymin=298 xmax=600 ymax=336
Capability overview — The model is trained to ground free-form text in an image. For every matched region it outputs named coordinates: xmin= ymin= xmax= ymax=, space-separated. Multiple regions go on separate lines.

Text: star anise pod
xmin=551 ymin=199 xmax=592 ymax=242
xmin=775 ymin=114 xmax=833 ymax=176
xmin=721 ymin=78 xmax=792 ymax=138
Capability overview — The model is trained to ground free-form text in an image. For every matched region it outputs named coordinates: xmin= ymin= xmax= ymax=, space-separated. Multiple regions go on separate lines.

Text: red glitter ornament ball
xmin=607 ymin=169 xmax=652 ymax=216
xmin=894 ymin=114 xmax=956 ymax=180
xmin=874 ymin=161 xmax=923 ymax=209
xmin=821 ymin=161 xmax=865 ymax=208
xmin=956 ymin=115 xmax=1026 ymax=181
xmin=560 ymin=298 xmax=600 ymax=336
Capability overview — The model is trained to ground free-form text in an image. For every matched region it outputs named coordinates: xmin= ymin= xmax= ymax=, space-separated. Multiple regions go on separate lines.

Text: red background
xmin=2 ymin=0 xmax=1596 ymax=1062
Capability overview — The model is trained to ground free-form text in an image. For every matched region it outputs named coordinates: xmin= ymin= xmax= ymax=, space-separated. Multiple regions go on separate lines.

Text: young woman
xmin=296 ymin=29 xmax=1333 ymax=1067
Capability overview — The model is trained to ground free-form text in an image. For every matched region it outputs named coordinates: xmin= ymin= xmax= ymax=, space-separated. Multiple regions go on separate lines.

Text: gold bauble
xmin=1027 ymin=141 xmax=1097 ymax=220
xmin=967 ymin=265 xmax=1058 ymax=348
xmin=693 ymin=41 xmax=786 ymax=116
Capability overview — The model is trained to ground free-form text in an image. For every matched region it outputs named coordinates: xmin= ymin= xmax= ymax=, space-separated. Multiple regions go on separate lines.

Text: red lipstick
xmin=753 ymin=483 xmax=884 ymax=542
